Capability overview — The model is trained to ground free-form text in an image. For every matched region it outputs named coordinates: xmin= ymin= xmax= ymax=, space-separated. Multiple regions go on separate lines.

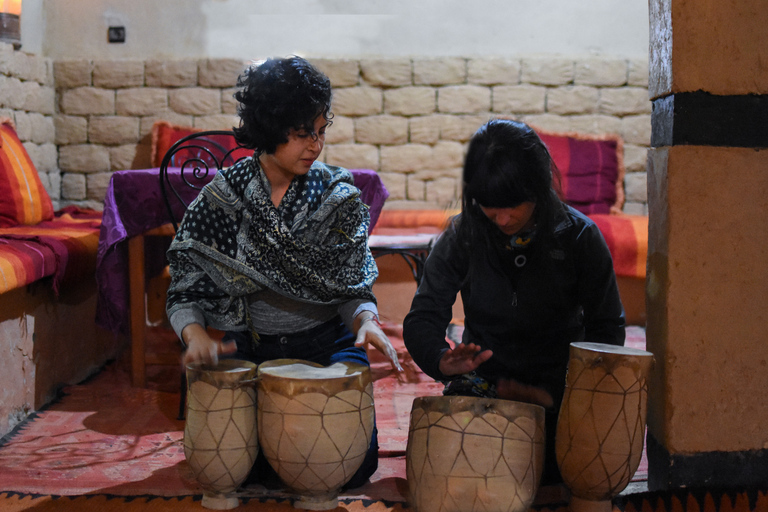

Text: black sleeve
xmin=403 ymin=225 xmax=467 ymax=381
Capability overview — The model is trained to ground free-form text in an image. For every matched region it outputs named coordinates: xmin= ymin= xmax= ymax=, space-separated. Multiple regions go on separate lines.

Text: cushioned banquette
xmin=372 ymin=128 xmax=648 ymax=326
xmin=0 ymin=119 xmax=119 ymax=438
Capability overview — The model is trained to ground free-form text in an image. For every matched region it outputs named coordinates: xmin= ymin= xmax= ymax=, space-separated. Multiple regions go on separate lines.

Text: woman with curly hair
xmin=166 ymin=56 xmax=401 ymax=488
xmin=403 ymin=119 xmax=625 ymax=486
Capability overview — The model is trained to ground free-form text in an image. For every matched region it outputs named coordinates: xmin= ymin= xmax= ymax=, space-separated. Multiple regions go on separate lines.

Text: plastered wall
xmin=646 ymin=0 xmax=768 ymax=489
xmin=21 ymin=0 xmax=649 ymax=61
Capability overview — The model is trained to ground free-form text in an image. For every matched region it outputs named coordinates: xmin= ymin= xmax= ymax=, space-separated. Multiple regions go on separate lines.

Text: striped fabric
xmin=0 ymin=119 xmax=55 ymax=227
xmin=373 ymin=209 xmax=648 ymax=279
xmin=0 ymin=207 xmax=102 ymax=294
xmin=536 ymin=129 xmax=625 ymax=216
xmin=589 ymin=213 xmax=648 ymax=279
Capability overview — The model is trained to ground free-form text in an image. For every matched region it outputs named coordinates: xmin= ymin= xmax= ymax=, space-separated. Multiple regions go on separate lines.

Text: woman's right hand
xmin=181 ymin=323 xmax=237 ymax=366
xmin=438 ymin=342 xmax=493 ymax=376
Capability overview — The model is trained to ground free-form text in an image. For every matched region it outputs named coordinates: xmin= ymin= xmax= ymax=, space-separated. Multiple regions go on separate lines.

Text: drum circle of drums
xmin=183 ymin=359 xmax=259 ymax=510
xmin=256 ymin=358 xmax=375 ymax=510
xmin=406 ymin=395 xmax=546 ymax=512
xmin=556 ymin=342 xmax=654 ymax=512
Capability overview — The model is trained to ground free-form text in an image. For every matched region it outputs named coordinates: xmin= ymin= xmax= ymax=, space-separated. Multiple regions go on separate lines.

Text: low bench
xmin=0 ymin=120 xmax=119 ymax=438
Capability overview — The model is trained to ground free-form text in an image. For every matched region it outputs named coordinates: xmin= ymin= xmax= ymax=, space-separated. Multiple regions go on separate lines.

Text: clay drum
xmin=257 ymin=359 xmax=375 ymax=510
xmin=406 ymin=395 xmax=546 ymax=512
xmin=184 ymin=359 xmax=259 ymax=510
xmin=556 ymin=342 xmax=654 ymax=512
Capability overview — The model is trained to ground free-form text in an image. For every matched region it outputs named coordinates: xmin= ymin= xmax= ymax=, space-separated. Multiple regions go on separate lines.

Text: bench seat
xmin=0 ymin=207 xmax=102 ymax=295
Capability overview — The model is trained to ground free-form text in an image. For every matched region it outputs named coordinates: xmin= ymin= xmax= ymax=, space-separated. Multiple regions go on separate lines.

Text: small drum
xmin=257 ymin=359 xmax=375 ymax=510
xmin=184 ymin=359 xmax=259 ymax=510
xmin=406 ymin=395 xmax=545 ymax=512
xmin=556 ymin=342 xmax=654 ymax=512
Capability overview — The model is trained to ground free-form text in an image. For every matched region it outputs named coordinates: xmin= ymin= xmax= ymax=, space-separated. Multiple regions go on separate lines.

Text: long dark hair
xmin=233 ymin=56 xmax=333 ymax=154
xmin=458 ymin=119 xmax=564 ymax=254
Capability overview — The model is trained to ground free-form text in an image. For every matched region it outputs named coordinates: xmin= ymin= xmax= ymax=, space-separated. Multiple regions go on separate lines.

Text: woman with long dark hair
xmin=403 ymin=119 xmax=625 ymax=485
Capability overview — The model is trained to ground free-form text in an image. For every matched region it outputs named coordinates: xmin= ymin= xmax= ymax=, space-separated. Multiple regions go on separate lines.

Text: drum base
xmin=201 ymin=493 xmax=240 ymax=510
xmin=568 ymin=496 xmax=613 ymax=512
xmin=294 ymin=494 xmax=339 ymax=510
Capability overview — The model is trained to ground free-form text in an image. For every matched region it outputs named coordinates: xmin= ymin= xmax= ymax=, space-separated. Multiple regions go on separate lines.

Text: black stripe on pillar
xmin=651 ymin=91 xmax=768 ymax=148
xmin=646 ymin=431 xmax=768 ymax=490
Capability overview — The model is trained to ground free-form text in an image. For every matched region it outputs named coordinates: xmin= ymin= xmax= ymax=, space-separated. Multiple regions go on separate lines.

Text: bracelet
xmin=360 ymin=315 xmax=382 ymax=327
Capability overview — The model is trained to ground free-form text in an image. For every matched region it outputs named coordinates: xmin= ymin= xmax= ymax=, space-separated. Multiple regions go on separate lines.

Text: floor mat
xmin=0 ymin=323 xmax=647 ymax=503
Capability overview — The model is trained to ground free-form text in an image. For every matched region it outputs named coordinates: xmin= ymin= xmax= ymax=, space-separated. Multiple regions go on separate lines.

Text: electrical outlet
xmin=107 ymin=26 xmax=126 ymax=43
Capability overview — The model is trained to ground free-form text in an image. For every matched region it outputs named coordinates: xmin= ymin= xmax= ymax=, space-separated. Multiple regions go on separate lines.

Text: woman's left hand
xmin=355 ymin=317 xmax=404 ymax=372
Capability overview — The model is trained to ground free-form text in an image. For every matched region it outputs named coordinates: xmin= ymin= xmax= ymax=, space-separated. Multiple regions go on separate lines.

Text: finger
xmin=182 ymin=348 xmax=203 ymax=367
xmin=473 ymin=349 xmax=494 ymax=365
xmin=384 ymin=341 xmax=403 ymax=372
xmin=208 ymin=343 xmax=219 ymax=366
xmin=369 ymin=332 xmax=403 ymax=373
xmin=354 ymin=327 xmax=367 ymax=347
xmin=219 ymin=340 xmax=238 ymax=355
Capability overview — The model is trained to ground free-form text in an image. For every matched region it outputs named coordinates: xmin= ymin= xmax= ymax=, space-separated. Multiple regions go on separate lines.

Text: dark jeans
xmin=223 ymin=316 xmax=378 ymax=489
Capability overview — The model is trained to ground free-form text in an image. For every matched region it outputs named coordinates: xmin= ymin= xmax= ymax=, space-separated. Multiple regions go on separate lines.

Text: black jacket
xmin=403 ymin=205 xmax=625 ymax=403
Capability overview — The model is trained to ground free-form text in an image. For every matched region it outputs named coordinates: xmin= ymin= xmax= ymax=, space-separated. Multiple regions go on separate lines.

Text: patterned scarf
xmin=166 ymin=158 xmax=377 ymax=331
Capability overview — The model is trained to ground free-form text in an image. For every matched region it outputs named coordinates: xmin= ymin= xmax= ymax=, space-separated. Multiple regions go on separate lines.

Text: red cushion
xmin=535 ymin=128 xmax=625 ymax=215
xmin=0 ymin=118 xmax=54 ymax=228
xmin=150 ymin=121 xmax=251 ymax=168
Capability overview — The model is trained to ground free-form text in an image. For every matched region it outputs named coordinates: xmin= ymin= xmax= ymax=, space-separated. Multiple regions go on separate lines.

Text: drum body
xmin=257 ymin=359 xmax=375 ymax=510
xmin=406 ymin=395 xmax=545 ymax=512
xmin=556 ymin=342 xmax=653 ymax=512
xmin=184 ymin=359 xmax=259 ymax=510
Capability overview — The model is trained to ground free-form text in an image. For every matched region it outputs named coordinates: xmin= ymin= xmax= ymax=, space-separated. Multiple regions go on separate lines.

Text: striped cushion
xmin=0 ymin=119 xmax=54 ymax=227
xmin=535 ymin=128 xmax=625 ymax=215
xmin=589 ymin=213 xmax=648 ymax=278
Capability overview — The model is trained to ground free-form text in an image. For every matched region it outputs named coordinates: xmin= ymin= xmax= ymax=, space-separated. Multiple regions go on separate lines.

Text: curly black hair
xmin=232 ymin=56 xmax=333 ymax=154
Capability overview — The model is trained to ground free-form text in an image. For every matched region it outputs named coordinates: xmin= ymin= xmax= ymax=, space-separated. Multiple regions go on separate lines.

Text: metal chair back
xmin=158 ymin=130 xmax=251 ymax=231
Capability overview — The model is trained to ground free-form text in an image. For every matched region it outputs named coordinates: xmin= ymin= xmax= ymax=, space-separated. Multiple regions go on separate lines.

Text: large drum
xmin=257 ymin=359 xmax=375 ymax=510
xmin=184 ymin=359 xmax=259 ymax=510
xmin=406 ymin=395 xmax=546 ymax=512
xmin=556 ymin=342 xmax=654 ymax=512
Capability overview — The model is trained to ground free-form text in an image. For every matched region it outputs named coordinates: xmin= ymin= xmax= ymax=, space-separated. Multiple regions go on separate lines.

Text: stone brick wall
xmin=317 ymin=57 xmax=650 ymax=214
xmin=0 ymin=44 xmax=59 ymax=207
xmin=6 ymin=46 xmax=651 ymax=214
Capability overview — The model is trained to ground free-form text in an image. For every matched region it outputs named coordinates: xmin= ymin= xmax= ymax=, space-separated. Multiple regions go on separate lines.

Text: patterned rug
xmin=2 ymin=488 xmax=766 ymax=512
xmin=0 ymin=324 xmax=649 ymax=511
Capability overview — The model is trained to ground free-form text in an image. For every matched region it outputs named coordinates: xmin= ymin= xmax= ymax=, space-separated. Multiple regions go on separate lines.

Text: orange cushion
xmin=0 ymin=118 xmax=54 ymax=228
xmin=374 ymin=209 xmax=458 ymax=230
xmin=534 ymin=128 xmax=625 ymax=215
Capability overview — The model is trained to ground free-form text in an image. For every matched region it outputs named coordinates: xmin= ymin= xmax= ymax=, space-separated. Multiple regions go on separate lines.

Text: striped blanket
xmin=373 ymin=210 xmax=648 ymax=280
xmin=0 ymin=207 xmax=102 ymax=295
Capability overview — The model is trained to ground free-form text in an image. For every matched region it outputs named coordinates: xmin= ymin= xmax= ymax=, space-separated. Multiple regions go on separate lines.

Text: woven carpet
xmin=0 ymin=324 xmax=650 ymax=511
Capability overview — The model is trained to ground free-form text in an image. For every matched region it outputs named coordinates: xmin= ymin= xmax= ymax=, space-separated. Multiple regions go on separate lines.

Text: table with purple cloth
xmin=96 ymin=167 xmax=388 ymax=334
xmin=95 ymin=167 xmax=389 ymax=386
